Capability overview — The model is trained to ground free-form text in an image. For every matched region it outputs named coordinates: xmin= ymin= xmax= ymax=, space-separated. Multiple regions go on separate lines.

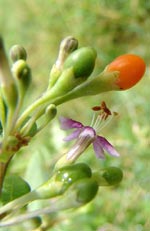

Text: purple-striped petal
xmin=63 ymin=129 xmax=81 ymax=141
xmin=93 ymin=139 xmax=105 ymax=159
xmin=66 ymin=127 xmax=96 ymax=161
xmin=96 ymin=136 xmax=120 ymax=157
xmin=59 ymin=117 xmax=83 ymax=130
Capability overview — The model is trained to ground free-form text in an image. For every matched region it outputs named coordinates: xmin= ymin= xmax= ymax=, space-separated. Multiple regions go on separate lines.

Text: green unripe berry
xmin=10 ymin=45 xmax=27 ymax=62
xmin=63 ymin=47 xmax=97 ymax=78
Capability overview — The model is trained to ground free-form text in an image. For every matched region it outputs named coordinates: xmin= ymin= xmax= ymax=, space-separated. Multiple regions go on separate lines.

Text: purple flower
xmin=60 ymin=115 xmax=120 ymax=161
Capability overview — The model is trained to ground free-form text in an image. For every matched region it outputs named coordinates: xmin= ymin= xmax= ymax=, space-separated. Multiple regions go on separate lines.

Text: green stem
xmin=15 ymin=94 xmax=53 ymax=130
xmin=0 ymin=188 xmax=80 ymax=227
xmin=2 ymin=106 xmax=16 ymax=150
xmin=51 ymin=71 xmax=119 ymax=105
xmin=0 ymin=190 xmax=38 ymax=216
xmin=19 ymin=105 xmax=45 ymax=135
xmin=0 ymin=158 xmax=12 ymax=195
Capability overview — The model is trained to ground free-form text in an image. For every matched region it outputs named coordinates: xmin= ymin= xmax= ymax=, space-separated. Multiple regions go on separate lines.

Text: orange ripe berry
xmin=106 ymin=54 xmax=146 ymax=90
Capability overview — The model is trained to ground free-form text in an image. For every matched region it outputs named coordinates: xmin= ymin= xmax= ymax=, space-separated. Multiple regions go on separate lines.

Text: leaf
xmin=1 ymin=175 xmax=31 ymax=204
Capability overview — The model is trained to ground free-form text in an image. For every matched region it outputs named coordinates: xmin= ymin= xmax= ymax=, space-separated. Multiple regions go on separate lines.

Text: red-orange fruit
xmin=106 ymin=54 xmax=146 ymax=90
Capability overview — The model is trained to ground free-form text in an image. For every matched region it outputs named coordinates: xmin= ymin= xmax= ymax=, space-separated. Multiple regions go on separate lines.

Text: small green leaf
xmin=1 ymin=175 xmax=31 ymax=204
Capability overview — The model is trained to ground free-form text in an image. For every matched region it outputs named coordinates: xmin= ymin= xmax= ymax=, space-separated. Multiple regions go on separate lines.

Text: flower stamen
xmin=92 ymin=101 xmax=115 ymax=132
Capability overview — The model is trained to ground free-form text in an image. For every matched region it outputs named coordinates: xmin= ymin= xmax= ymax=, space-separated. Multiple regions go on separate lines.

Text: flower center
xmin=66 ymin=126 xmax=96 ymax=161
xmin=79 ymin=126 xmax=96 ymax=141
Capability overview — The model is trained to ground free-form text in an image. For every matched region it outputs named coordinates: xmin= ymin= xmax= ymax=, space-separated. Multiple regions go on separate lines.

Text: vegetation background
xmin=0 ymin=0 xmax=150 ymax=230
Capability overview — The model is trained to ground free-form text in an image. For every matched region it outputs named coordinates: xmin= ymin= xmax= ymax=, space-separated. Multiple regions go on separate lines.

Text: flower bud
xmin=63 ymin=46 xmax=97 ymax=78
xmin=35 ymin=163 xmax=92 ymax=199
xmin=102 ymin=166 xmax=123 ymax=185
xmin=19 ymin=116 xmax=37 ymax=137
xmin=36 ymin=104 xmax=57 ymax=133
xmin=94 ymin=166 xmax=123 ymax=186
xmin=9 ymin=45 xmax=27 ymax=62
xmin=48 ymin=36 xmax=78 ymax=88
xmin=56 ymin=36 xmax=78 ymax=69
xmin=105 ymin=54 xmax=146 ymax=90
xmin=71 ymin=178 xmax=98 ymax=204
xmin=12 ymin=59 xmax=31 ymax=98
xmin=55 ymin=162 xmax=92 ymax=187
xmin=45 ymin=104 xmax=57 ymax=121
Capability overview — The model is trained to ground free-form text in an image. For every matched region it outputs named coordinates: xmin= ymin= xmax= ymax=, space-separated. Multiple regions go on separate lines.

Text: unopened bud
xmin=102 ymin=166 xmax=123 ymax=185
xmin=48 ymin=36 xmax=78 ymax=88
xmin=71 ymin=178 xmax=98 ymax=204
xmin=55 ymin=162 xmax=92 ymax=188
xmin=94 ymin=166 xmax=123 ymax=186
xmin=12 ymin=59 xmax=31 ymax=98
xmin=36 ymin=163 xmax=92 ymax=199
xmin=45 ymin=104 xmax=57 ymax=120
xmin=36 ymin=104 xmax=57 ymax=133
xmin=9 ymin=45 xmax=27 ymax=62
xmin=56 ymin=36 xmax=78 ymax=69
xmin=19 ymin=116 xmax=37 ymax=137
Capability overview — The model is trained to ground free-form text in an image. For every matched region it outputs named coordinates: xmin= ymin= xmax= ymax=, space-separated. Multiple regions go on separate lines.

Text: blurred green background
xmin=0 ymin=0 xmax=150 ymax=230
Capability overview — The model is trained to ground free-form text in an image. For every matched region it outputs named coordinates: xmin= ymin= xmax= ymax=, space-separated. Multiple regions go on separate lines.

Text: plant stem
xmin=0 ymin=159 xmax=11 ymax=195
xmin=0 ymin=190 xmax=37 ymax=216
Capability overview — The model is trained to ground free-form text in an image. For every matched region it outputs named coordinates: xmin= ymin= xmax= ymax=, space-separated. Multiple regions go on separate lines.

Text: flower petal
xmin=93 ymin=139 xmax=105 ymax=159
xmin=97 ymin=136 xmax=120 ymax=157
xmin=63 ymin=129 xmax=81 ymax=141
xmin=59 ymin=117 xmax=83 ymax=130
